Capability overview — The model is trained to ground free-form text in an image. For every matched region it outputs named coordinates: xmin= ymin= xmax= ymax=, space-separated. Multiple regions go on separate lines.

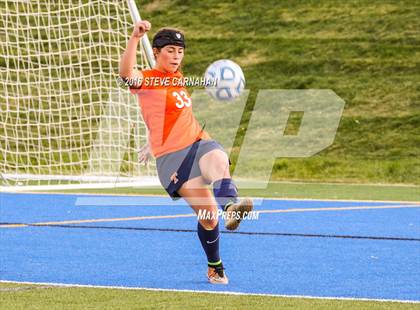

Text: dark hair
xmin=152 ymin=27 xmax=186 ymax=49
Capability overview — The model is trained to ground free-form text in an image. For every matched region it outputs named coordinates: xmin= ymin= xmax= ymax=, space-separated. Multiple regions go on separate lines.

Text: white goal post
xmin=0 ymin=0 xmax=159 ymax=191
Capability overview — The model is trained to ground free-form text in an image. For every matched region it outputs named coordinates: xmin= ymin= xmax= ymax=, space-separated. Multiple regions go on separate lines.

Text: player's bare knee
xmin=202 ymin=150 xmax=229 ymax=181
xmin=215 ymin=150 xmax=229 ymax=164
xmin=216 ymin=152 xmax=229 ymax=171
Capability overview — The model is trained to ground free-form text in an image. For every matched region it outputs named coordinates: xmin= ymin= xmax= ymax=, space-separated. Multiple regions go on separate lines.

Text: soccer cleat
xmin=224 ymin=198 xmax=253 ymax=231
xmin=207 ymin=263 xmax=229 ymax=285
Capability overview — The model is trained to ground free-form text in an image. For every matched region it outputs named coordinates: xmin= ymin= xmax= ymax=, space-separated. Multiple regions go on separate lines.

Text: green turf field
xmin=0 ymin=282 xmax=419 ymax=310
xmin=50 ymin=181 xmax=419 ymax=202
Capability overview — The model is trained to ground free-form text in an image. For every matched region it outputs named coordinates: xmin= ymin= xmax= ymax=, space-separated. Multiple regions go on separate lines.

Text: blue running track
xmin=1 ymin=192 xmax=419 ymax=301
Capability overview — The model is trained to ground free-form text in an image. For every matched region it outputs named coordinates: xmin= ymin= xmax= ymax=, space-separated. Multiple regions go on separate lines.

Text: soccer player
xmin=119 ymin=21 xmax=253 ymax=285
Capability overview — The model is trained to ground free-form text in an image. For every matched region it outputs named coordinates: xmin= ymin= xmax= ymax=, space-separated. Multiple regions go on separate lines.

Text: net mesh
xmin=0 ymin=0 xmax=156 ymax=187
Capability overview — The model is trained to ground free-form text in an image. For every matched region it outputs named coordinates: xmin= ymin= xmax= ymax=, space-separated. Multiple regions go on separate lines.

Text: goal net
xmin=0 ymin=0 xmax=159 ymax=190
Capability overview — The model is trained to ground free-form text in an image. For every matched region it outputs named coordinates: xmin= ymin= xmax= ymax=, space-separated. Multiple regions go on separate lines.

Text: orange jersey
xmin=130 ymin=69 xmax=209 ymax=157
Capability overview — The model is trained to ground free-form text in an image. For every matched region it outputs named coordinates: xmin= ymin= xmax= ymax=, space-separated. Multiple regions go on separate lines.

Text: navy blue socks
xmin=213 ymin=178 xmax=238 ymax=211
xmin=197 ymin=222 xmax=221 ymax=265
xmin=196 ymin=178 xmax=239 ymax=266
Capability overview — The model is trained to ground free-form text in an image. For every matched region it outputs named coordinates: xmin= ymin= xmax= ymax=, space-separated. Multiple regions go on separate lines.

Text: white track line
xmin=1 ymin=204 xmax=418 ymax=229
xmin=257 ymin=204 xmax=420 ymax=214
xmin=0 ymin=204 xmax=420 ymax=228
xmin=0 ymin=213 xmax=195 ymax=228
xmin=0 ymin=280 xmax=418 ymax=304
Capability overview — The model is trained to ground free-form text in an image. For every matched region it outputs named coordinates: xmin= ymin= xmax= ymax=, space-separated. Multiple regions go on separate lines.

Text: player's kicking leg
xmin=199 ymin=148 xmax=254 ymax=231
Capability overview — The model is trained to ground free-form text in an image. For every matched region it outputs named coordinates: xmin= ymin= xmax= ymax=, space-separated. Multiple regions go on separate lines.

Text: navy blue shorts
xmin=156 ymin=139 xmax=225 ymax=200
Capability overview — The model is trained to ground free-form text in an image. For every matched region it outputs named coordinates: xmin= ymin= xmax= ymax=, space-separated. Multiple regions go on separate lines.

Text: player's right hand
xmin=137 ymin=143 xmax=152 ymax=165
xmin=132 ymin=21 xmax=151 ymax=38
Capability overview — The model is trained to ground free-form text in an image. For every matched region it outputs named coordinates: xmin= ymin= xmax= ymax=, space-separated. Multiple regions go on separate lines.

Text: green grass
xmin=1 ymin=0 xmax=419 ymax=184
xmin=143 ymin=0 xmax=420 ymax=184
xmin=48 ymin=181 xmax=420 ymax=202
xmin=0 ymin=282 xmax=419 ymax=310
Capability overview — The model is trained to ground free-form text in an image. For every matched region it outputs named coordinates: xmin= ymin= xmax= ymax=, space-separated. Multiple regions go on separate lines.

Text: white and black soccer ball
xmin=204 ymin=59 xmax=245 ymax=101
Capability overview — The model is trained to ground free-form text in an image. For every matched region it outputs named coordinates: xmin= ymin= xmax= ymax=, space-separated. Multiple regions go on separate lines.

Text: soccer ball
xmin=204 ymin=59 xmax=245 ymax=101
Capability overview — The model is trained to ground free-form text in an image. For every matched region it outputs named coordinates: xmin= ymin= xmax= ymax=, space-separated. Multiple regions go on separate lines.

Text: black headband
xmin=152 ymin=29 xmax=186 ymax=48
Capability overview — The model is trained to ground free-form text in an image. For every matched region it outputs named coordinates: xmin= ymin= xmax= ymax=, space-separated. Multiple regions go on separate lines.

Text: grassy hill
xmin=142 ymin=0 xmax=419 ymax=184
xmin=1 ymin=0 xmax=418 ymax=186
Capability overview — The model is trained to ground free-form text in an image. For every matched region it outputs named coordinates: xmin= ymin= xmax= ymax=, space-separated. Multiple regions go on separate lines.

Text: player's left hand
xmin=137 ymin=143 xmax=152 ymax=165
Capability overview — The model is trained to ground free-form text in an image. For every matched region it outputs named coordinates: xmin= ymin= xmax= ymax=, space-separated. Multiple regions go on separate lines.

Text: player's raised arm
xmin=119 ymin=21 xmax=151 ymax=87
